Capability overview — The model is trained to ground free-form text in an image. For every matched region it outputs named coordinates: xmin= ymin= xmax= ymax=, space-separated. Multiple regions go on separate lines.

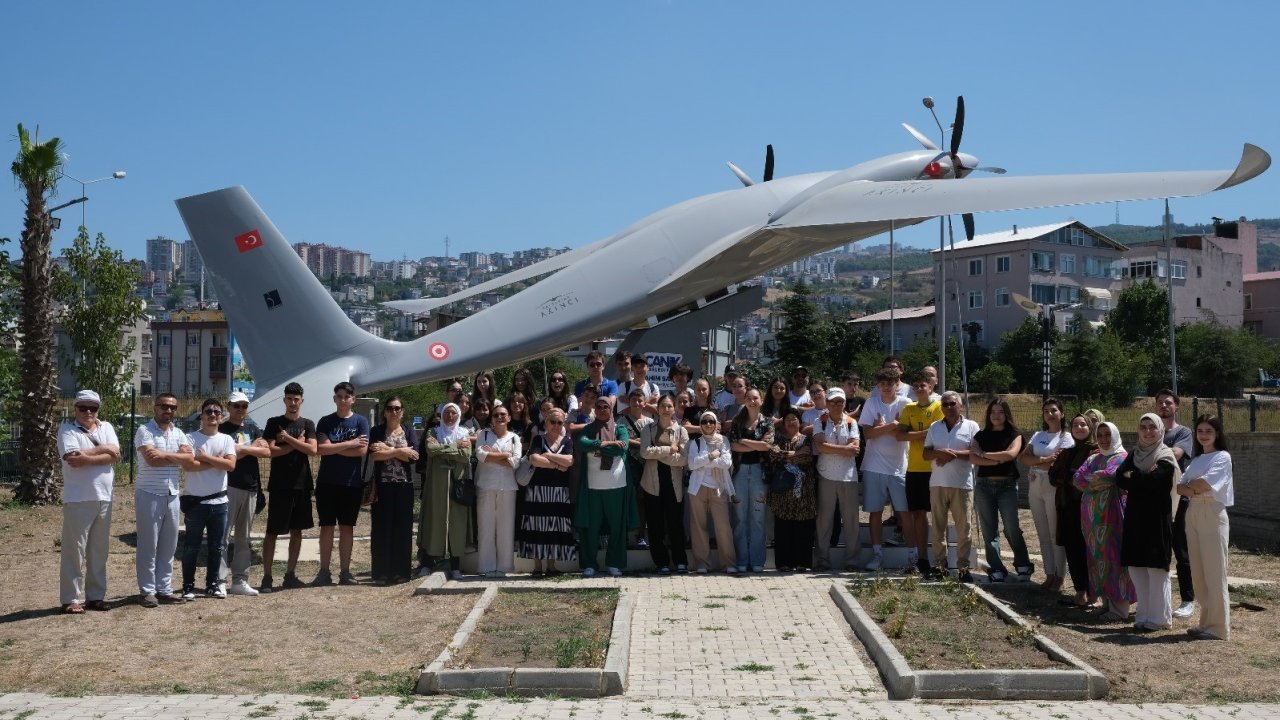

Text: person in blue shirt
xmin=313 ymin=381 xmax=371 ymax=586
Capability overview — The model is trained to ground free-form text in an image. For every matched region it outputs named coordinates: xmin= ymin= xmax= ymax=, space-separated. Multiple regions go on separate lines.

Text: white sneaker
xmin=865 ymin=552 xmax=884 ymax=572
xmin=1173 ymin=600 xmax=1196 ymax=618
xmin=228 ymin=580 xmax=259 ymax=596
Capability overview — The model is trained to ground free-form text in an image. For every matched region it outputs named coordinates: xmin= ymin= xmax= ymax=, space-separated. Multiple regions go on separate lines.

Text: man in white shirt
xmin=711 ymin=364 xmax=741 ymax=412
xmin=882 ymin=357 xmax=913 ymax=399
xmin=788 ymin=366 xmax=814 ymax=410
xmin=180 ymin=398 xmax=239 ymax=599
xmin=135 ymin=393 xmax=197 ymax=607
xmin=617 ymin=353 xmax=660 ymax=417
xmin=814 ymin=389 xmax=861 ymax=571
xmin=57 ymin=390 xmax=120 ymax=613
xmin=923 ymin=391 xmax=980 ymax=582
xmin=859 ymin=368 xmax=910 ymax=570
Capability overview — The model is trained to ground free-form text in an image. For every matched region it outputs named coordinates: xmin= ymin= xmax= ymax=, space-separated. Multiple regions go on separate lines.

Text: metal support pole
xmin=1250 ymin=394 xmax=1257 ymax=432
xmin=1165 ymin=200 xmax=1178 ymax=394
xmin=889 ymin=221 xmax=895 ymax=354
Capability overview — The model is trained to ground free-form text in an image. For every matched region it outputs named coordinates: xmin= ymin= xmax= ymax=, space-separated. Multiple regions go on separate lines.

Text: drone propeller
xmin=726 ymin=144 xmax=776 ymax=187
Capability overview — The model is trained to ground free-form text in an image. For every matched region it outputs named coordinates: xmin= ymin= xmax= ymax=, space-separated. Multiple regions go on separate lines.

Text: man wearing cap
xmin=788 ymin=366 xmax=814 ymax=411
xmin=711 ymin=364 xmax=740 ymax=413
xmin=218 ymin=391 xmax=272 ymax=596
xmin=57 ymin=390 xmax=120 ymax=613
xmin=135 ymin=392 xmax=197 ymax=607
xmin=813 ymin=388 xmax=862 ymax=571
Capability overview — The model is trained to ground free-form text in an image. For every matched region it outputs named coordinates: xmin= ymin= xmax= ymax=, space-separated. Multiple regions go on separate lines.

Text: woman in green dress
xmin=416 ymin=403 xmax=473 ymax=579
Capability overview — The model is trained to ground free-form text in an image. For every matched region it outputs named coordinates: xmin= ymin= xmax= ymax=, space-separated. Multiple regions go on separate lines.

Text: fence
xmin=966 ymin=394 xmax=1280 ymax=434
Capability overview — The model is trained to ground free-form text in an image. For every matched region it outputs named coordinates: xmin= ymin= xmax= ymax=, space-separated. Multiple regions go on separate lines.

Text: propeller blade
xmin=950 ymin=95 xmax=965 ymax=156
xmin=726 ymin=161 xmax=755 ymax=187
xmin=902 ymin=123 xmax=939 ymax=151
xmin=974 ymin=166 xmax=1007 ymax=174
xmin=962 ymin=213 xmax=976 ymax=242
xmin=763 ymin=144 xmax=775 ymax=182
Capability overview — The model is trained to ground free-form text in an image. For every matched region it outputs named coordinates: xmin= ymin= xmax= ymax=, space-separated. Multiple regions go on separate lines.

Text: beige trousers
xmin=929 ymin=486 xmax=973 ymax=570
xmin=61 ymin=500 xmax=113 ymax=605
xmin=688 ymin=485 xmax=736 ymax=571
xmin=1186 ymin=498 xmax=1231 ymax=639
xmin=815 ymin=478 xmax=860 ymax=568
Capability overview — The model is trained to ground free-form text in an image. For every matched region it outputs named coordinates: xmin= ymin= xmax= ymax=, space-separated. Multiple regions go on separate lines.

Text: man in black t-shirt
xmin=218 ymin=391 xmax=272 ymax=596
xmin=259 ymin=382 xmax=318 ymax=593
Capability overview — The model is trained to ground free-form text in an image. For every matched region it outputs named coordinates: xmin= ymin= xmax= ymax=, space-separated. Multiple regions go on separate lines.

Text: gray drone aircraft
xmin=175 ymin=98 xmax=1270 ymax=424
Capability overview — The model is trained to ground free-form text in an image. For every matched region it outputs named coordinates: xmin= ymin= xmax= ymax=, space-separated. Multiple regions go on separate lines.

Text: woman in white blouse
xmin=474 ymin=405 xmax=522 ymax=577
xmin=1177 ymin=414 xmax=1234 ymax=640
xmin=1020 ymin=398 xmax=1074 ymax=592
xmin=686 ymin=411 xmax=738 ymax=573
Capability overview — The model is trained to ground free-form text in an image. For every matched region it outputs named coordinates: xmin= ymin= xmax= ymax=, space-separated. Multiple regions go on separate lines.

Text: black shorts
xmin=266 ymin=486 xmax=314 ymax=535
xmin=315 ymin=484 xmax=362 ymax=527
xmin=905 ymin=472 xmax=932 ymax=512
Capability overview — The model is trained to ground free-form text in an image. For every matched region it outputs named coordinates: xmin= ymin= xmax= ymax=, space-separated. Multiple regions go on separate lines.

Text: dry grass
xmin=451 ymin=589 xmax=617 ymax=669
xmin=0 ymin=485 xmax=472 ymax=697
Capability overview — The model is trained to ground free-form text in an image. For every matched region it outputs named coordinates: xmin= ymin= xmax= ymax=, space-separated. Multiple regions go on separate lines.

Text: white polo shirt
xmin=924 ymin=417 xmax=981 ymax=490
xmin=58 ymin=421 xmax=119 ymax=503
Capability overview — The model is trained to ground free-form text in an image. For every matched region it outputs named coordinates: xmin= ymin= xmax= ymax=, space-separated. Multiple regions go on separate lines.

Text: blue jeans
xmin=973 ymin=477 xmax=1030 ymax=576
xmin=182 ymin=501 xmax=229 ymax=590
xmin=730 ymin=462 xmax=767 ymax=570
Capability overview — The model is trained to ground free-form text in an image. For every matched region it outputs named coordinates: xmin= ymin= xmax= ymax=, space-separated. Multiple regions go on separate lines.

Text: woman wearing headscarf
xmin=1116 ymin=413 xmax=1181 ymax=632
xmin=1178 ymin=414 xmax=1234 ymax=640
xmin=368 ymin=397 xmax=419 ymax=585
xmin=1073 ymin=421 xmax=1135 ymax=621
xmin=475 ymin=404 xmax=522 ymax=578
xmin=574 ymin=397 xmax=637 ymax=577
xmin=1049 ymin=413 xmax=1098 ymax=607
xmin=687 ymin=410 xmax=738 ymax=573
xmin=416 ymin=402 xmax=473 ymax=579
xmin=639 ymin=394 xmax=690 ymax=574
xmin=517 ymin=408 xmax=577 ymax=576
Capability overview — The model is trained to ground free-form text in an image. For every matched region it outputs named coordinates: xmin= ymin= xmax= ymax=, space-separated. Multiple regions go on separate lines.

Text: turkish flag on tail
xmin=235 ymin=229 xmax=263 ymax=253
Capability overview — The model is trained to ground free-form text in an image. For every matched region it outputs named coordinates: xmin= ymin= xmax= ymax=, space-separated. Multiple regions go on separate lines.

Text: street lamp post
xmin=58 ymin=170 xmax=126 ymax=230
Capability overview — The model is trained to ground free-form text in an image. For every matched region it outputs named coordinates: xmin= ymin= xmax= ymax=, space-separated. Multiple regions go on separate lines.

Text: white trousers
xmin=61 ymin=500 xmax=112 ymax=604
xmin=1186 ymin=499 xmax=1231 ymax=639
xmin=1128 ymin=566 xmax=1172 ymax=628
xmin=135 ymin=491 xmax=180 ymax=595
xmin=1028 ymin=472 xmax=1065 ymax=577
xmin=476 ymin=489 xmax=516 ymax=574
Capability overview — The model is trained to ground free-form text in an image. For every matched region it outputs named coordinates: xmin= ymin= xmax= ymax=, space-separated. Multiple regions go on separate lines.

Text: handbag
xmin=360 ymin=455 xmax=378 ymax=506
xmin=515 ymin=456 xmax=535 ymax=487
xmin=449 ymin=466 xmax=476 ymax=506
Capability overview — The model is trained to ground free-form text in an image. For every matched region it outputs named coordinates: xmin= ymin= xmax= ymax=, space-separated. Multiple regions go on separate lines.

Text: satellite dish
xmin=1010 ymin=292 xmax=1041 ymax=316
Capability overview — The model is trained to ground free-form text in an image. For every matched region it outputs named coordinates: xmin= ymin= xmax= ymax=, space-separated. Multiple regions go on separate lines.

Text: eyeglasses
xmin=229 ymin=403 xmax=249 ymax=410
xmin=700 ymin=419 xmax=717 ymax=425
xmin=75 ymin=405 xmax=99 ymax=413
xmin=385 ymin=406 xmax=404 ymax=412
xmin=156 ymin=404 xmax=178 ymax=411
xmin=552 ymin=377 xmax=565 ymax=383
xmin=202 ymin=408 xmax=223 ymax=416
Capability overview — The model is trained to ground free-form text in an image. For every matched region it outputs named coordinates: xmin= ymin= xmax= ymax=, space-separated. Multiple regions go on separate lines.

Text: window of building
xmin=158 ymin=334 xmax=170 ymax=347
xmin=1060 ymin=253 xmax=1075 ymax=274
xmin=968 ymin=291 xmax=983 ymax=309
xmin=995 ymin=287 xmax=1010 ymax=307
xmin=1197 ymin=265 xmax=1202 ymax=278
xmin=158 ymin=357 xmax=169 ymax=370
xmin=1172 ymin=261 xmax=1187 ymax=279
xmin=969 ymin=258 xmax=983 ymax=276
xmin=996 ymin=255 xmax=1010 ymax=273
xmin=1057 ymin=286 xmax=1080 ymax=304
xmin=186 ymin=356 xmax=200 ymax=371
xmin=188 ymin=334 xmax=200 ymax=346
xmin=1030 ymin=251 xmax=1055 ymax=273
xmin=1227 ymin=280 xmax=1232 ymax=288
xmin=1030 ymin=283 xmax=1056 ymax=305
xmin=1196 ymin=297 xmax=1202 ymax=308
xmin=1071 ymin=227 xmax=1087 ymax=246
xmin=1246 ymin=294 xmax=1253 ymax=310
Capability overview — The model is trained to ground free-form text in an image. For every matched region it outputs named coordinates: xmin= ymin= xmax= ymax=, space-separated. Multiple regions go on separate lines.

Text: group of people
xmin=55 ymin=354 xmax=1235 ymax=640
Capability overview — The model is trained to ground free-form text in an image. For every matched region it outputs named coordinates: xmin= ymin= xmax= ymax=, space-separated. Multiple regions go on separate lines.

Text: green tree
xmin=993 ymin=317 xmax=1058 ymax=394
xmin=1053 ymin=318 xmax=1141 ymax=407
xmin=773 ymin=279 xmax=828 ymax=375
xmin=1176 ymin=321 xmax=1274 ymax=398
xmin=52 ymin=228 xmax=146 ymax=417
xmin=1107 ymin=279 xmax=1169 ymax=391
xmin=969 ymin=362 xmax=1015 ymax=395
xmin=10 ymin=124 xmax=65 ymax=504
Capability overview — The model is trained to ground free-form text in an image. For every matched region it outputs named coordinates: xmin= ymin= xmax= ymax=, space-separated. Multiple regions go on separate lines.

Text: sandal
xmin=85 ymin=600 xmax=109 ymax=612
xmin=61 ymin=602 xmax=84 ymax=614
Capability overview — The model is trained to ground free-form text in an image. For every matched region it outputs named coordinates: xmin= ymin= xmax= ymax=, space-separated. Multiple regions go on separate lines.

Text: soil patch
xmin=452 ymin=589 xmax=617 ymax=669
xmin=0 ymin=485 xmax=471 ymax=697
xmin=849 ymin=576 xmax=1064 ymax=670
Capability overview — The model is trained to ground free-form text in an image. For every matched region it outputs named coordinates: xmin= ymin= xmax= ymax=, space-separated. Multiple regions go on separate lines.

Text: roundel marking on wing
xmin=428 ymin=342 xmax=451 ymax=361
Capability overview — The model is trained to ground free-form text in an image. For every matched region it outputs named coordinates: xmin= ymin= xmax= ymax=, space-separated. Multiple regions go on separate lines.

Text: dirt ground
xmin=452 ymin=588 xmax=617 ymax=669
xmin=851 ymin=577 xmax=1062 ymax=670
xmin=0 ymin=485 xmax=474 ymax=697
xmin=981 ymin=511 xmax=1280 ymax=703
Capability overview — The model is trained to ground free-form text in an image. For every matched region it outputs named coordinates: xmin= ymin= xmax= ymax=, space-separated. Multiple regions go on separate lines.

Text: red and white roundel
xmin=428 ymin=342 xmax=450 ymax=361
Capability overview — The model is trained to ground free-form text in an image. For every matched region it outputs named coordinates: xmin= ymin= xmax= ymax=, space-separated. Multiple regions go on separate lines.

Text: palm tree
xmin=10 ymin=124 xmax=65 ymax=504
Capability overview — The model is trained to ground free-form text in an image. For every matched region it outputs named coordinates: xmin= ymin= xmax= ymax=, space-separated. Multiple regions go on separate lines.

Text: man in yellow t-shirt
xmin=896 ymin=371 xmax=943 ymax=576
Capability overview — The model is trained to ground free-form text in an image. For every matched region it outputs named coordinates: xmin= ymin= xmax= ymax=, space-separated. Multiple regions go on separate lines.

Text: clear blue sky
xmin=4 ymin=2 xmax=1278 ymax=262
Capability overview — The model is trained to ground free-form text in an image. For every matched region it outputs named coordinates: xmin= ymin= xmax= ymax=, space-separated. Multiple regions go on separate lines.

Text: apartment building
xmin=151 ymin=309 xmax=231 ymax=397
xmin=1121 ymin=219 xmax=1253 ymax=325
xmin=848 ymin=305 xmax=935 ymax=354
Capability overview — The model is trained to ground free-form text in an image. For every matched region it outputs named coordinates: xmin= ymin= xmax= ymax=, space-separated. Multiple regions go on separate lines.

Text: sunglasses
xmin=385 ymin=406 xmax=404 ymax=412
xmin=552 ymin=377 xmax=566 ymax=383
xmin=700 ymin=419 xmax=717 ymax=425
xmin=203 ymin=408 xmax=223 ymax=416
xmin=75 ymin=405 xmax=99 ymax=413
xmin=941 ymin=401 xmax=959 ymax=407
xmin=156 ymin=404 xmax=178 ymax=411
xmin=229 ymin=403 xmax=249 ymax=410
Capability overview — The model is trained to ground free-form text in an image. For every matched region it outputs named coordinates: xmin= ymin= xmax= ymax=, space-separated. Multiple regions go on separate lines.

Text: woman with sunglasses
xmin=547 ymin=372 xmax=579 ymax=416
xmin=475 ymin=405 xmax=522 ymax=577
xmin=687 ymin=411 xmax=738 ymax=573
xmin=517 ymin=408 xmax=577 ymax=576
xmin=368 ymin=396 xmax=419 ymax=584
xmin=416 ymin=402 xmax=472 ymax=579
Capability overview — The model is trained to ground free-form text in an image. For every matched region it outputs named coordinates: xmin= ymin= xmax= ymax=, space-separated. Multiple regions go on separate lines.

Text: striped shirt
xmin=134 ymin=420 xmax=190 ymax=496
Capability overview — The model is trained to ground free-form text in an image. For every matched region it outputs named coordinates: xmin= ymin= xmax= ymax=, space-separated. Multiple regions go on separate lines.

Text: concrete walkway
xmin=1 ymin=572 xmax=1276 ymax=719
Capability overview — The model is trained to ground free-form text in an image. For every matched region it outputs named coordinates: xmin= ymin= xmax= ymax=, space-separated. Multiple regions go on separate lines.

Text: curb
xmin=412 ymin=571 xmax=449 ymax=596
xmin=830 ymin=580 xmax=1108 ymax=700
xmin=417 ymin=586 xmax=633 ymax=697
